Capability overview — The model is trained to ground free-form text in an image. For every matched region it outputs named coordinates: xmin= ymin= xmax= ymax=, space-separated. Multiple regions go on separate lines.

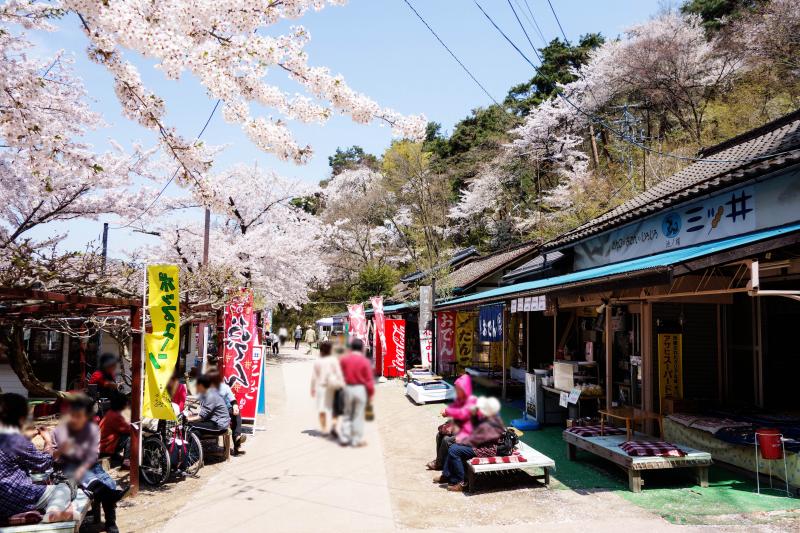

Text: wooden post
xmin=605 ymin=305 xmax=613 ymax=410
xmin=129 ymin=306 xmax=143 ymax=497
xmin=641 ymin=301 xmax=653 ymax=415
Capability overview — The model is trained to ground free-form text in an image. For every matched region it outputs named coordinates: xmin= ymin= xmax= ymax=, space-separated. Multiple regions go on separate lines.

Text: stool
xmin=198 ymin=428 xmax=232 ymax=461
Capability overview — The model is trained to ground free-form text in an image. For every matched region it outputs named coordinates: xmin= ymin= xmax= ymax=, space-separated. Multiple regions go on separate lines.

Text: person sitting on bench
xmin=52 ymin=394 xmax=126 ymax=533
xmin=427 ymin=374 xmax=476 ymax=471
xmin=0 ymin=393 xmax=76 ymax=525
xmin=99 ymin=391 xmax=131 ymax=467
xmin=185 ymin=374 xmax=231 ymax=435
xmin=435 ymin=396 xmax=506 ymax=492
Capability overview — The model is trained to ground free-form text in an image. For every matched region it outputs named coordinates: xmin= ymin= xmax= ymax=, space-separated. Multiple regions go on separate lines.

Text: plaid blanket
xmin=620 ymin=440 xmax=686 ymax=457
xmin=469 ymin=455 xmax=528 ymax=465
xmin=566 ymin=425 xmax=625 ymax=437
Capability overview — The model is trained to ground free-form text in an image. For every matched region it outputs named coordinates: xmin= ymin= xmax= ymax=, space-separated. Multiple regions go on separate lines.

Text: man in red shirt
xmin=89 ymin=353 xmax=119 ymax=400
xmin=338 ymin=338 xmax=374 ymax=447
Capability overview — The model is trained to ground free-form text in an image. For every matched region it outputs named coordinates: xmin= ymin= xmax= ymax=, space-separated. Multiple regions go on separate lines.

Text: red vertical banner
xmin=383 ymin=318 xmax=406 ymax=378
xmin=222 ymin=289 xmax=262 ymax=421
xmin=371 ymin=296 xmax=386 ymax=369
xmin=436 ymin=311 xmax=456 ymax=374
xmin=348 ymin=303 xmax=367 ymax=341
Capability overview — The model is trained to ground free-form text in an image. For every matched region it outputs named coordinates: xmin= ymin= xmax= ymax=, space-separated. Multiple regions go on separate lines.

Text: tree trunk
xmin=1 ymin=326 xmax=66 ymax=398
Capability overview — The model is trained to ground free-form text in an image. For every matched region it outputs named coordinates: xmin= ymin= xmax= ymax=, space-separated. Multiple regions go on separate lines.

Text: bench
xmin=0 ymin=490 xmax=91 ymax=533
xmin=465 ymin=441 xmax=555 ymax=492
xmin=197 ymin=428 xmax=231 ymax=462
xmin=563 ymin=430 xmax=712 ymax=493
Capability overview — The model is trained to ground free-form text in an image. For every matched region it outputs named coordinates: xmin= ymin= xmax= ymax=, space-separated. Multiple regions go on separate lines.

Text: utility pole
xmin=101 ymin=222 xmax=109 ymax=274
xmin=198 ymin=207 xmax=211 ymax=372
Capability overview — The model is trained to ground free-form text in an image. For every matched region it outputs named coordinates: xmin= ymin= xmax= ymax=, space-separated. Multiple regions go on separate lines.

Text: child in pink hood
xmin=427 ymin=374 xmax=477 ymax=471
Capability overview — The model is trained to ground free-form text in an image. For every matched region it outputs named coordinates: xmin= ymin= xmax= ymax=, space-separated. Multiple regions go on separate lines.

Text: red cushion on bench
xmin=620 ymin=440 xmax=686 ymax=457
xmin=566 ymin=425 xmax=625 ymax=437
xmin=469 ymin=455 xmax=528 ymax=465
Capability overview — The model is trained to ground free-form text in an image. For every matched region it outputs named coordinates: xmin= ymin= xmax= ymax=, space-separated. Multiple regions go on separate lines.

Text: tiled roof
xmin=502 ymin=251 xmax=565 ymax=281
xmin=545 ymin=109 xmax=800 ymax=250
xmin=442 ymin=241 xmax=538 ymax=291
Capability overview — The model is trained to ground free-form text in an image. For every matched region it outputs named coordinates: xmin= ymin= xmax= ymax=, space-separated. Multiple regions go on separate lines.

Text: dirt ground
xmin=373 ymin=379 xmax=691 ymax=531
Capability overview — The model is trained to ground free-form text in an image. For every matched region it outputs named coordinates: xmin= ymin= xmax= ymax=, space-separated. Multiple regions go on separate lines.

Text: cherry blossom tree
xmin=0 ymin=28 xmax=155 ymax=289
xmin=321 ymin=167 xmax=413 ymax=278
xmin=2 ymin=0 xmax=426 ymax=202
xmin=149 ymin=164 xmax=328 ymax=310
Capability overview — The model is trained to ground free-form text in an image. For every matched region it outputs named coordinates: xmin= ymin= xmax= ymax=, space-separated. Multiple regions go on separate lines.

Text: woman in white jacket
xmin=310 ymin=341 xmax=345 ymax=434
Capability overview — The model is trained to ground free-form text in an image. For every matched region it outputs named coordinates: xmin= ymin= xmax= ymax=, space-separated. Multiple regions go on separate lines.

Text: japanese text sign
xmin=657 ymin=333 xmax=683 ymax=406
xmin=478 ymin=304 xmax=504 ymax=342
xmin=143 ymin=264 xmax=180 ymax=420
xmin=436 ymin=311 xmax=456 ymax=374
xmin=222 ymin=289 xmax=262 ymax=420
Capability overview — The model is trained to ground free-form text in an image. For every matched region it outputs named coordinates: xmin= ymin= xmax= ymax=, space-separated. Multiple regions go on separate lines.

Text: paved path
xmin=164 ymin=345 xmax=395 ymax=532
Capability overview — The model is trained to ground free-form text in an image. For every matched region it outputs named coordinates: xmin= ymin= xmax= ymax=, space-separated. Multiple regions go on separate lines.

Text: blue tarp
xmin=438 ymin=222 xmax=800 ymax=308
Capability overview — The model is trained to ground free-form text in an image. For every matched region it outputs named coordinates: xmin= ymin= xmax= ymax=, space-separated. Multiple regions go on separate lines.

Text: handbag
xmin=495 ymin=428 xmax=519 ymax=456
xmin=365 ymin=401 xmax=375 ymax=422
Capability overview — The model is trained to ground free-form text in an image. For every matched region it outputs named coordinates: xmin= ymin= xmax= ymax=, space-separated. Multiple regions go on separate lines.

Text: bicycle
xmin=139 ymin=413 xmax=204 ymax=486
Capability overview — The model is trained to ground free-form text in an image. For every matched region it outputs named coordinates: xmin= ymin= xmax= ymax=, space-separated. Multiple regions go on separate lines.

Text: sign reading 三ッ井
xmin=143 ymin=264 xmax=180 ymax=420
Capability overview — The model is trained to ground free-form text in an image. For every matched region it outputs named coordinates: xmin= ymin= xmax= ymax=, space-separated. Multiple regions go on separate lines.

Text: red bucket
xmin=756 ymin=428 xmax=783 ymax=460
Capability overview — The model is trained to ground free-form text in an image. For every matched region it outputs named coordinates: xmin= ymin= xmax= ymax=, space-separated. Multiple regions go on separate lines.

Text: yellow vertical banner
xmin=455 ymin=311 xmax=476 ymax=373
xmin=657 ymin=332 xmax=683 ymax=407
xmin=142 ymin=264 xmax=180 ymax=420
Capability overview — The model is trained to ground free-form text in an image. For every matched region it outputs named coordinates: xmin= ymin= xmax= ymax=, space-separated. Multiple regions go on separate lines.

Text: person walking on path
xmin=304 ymin=326 xmax=317 ymax=354
xmin=310 ymin=341 xmax=345 ymax=434
xmin=278 ymin=326 xmax=288 ymax=346
xmin=338 ymin=338 xmax=374 ymax=447
xmin=271 ymin=331 xmax=280 ymax=355
xmin=293 ymin=325 xmax=303 ymax=350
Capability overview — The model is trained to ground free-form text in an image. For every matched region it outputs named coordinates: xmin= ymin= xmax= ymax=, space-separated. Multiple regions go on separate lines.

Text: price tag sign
xmin=559 ymin=391 xmax=569 ymax=408
xmin=568 ymin=388 xmax=582 ymax=404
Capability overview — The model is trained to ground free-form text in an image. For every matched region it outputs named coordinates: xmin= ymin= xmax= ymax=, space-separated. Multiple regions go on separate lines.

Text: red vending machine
xmin=383 ymin=318 xmax=406 ymax=378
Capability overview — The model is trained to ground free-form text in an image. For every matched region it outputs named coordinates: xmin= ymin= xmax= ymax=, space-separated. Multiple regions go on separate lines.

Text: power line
xmin=518 ymin=0 xmax=548 ymax=46
xmin=545 ymin=0 xmax=569 ymax=42
xmin=111 ymin=99 xmax=221 ymax=230
xmin=472 ymin=0 xmax=800 ymax=165
xmin=401 ymin=0 xmax=499 ymax=105
xmin=506 ymin=0 xmax=542 ymax=62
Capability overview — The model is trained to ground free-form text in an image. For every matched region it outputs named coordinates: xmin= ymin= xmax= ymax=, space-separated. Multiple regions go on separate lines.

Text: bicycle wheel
xmin=140 ymin=436 xmax=171 ymax=486
xmin=184 ymin=429 xmax=204 ymax=476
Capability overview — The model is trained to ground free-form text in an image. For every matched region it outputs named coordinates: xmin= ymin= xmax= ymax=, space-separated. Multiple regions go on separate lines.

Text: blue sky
xmin=28 ymin=0 xmax=662 ymax=256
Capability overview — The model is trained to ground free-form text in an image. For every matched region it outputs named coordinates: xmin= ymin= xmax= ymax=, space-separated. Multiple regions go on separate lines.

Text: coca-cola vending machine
xmin=383 ymin=318 xmax=406 ymax=378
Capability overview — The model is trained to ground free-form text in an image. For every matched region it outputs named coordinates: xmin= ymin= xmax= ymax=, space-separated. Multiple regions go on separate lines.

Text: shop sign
xmin=383 ymin=318 xmax=406 ymax=377
xmin=455 ymin=311 xmax=476 ymax=373
xmin=420 ymin=329 xmax=433 ymax=368
xmin=143 ymin=264 xmax=180 ymax=421
xmin=222 ymin=289 xmax=262 ymax=421
xmin=436 ymin=311 xmax=456 ymax=373
xmin=348 ymin=303 xmax=367 ymax=341
xmin=657 ymin=333 xmax=683 ymax=405
xmin=478 ymin=304 xmax=504 ymax=342
xmin=574 ymin=172 xmax=800 ymax=269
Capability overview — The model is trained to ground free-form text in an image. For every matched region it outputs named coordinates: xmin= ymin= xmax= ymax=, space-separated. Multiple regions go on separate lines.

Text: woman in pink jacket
xmin=427 ymin=374 xmax=477 ymax=471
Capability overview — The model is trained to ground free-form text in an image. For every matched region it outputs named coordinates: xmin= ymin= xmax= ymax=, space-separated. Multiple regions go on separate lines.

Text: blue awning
xmin=365 ymin=301 xmax=417 ymax=315
xmin=436 ymin=223 xmax=800 ymax=309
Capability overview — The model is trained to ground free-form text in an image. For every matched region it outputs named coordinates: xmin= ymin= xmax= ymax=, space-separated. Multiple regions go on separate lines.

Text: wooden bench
xmin=465 ymin=441 xmax=555 ymax=492
xmin=0 ymin=490 xmax=91 ymax=533
xmin=563 ymin=430 xmax=712 ymax=493
xmin=198 ymin=428 xmax=231 ymax=462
